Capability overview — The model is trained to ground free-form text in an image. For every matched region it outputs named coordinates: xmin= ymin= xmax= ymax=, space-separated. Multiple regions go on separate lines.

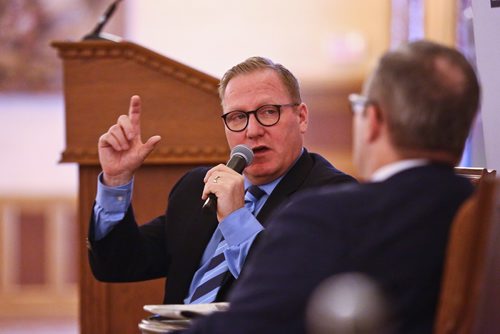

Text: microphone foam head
xmin=231 ymin=145 xmax=254 ymax=166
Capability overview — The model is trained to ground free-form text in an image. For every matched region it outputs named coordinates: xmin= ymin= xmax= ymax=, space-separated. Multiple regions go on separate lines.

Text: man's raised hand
xmin=98 ymin=95 xmax=162 ymax=186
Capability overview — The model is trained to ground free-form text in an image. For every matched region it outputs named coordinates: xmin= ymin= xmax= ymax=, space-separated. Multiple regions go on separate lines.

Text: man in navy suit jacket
xmin=175 ymin=40 xmax=481 ymax=333
xmin=87 ymin=57 xmax=355 ymax=304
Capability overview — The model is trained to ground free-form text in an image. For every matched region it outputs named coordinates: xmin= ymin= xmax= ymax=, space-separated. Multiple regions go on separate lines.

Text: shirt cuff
xmin=219 ymin=207 xmax=264 ymax=246
xmin=95 ymin=172 xmax=133 ymax=213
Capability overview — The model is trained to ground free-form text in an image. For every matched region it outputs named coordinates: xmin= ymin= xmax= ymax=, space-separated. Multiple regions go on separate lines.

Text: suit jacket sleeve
xmin=87 ymin=168 xmax=210 ymax=283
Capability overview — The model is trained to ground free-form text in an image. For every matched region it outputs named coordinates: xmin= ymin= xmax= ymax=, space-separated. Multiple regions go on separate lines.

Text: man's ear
xmin=365 ymin=104 xmax=383 ymax=143
xmin=298 ymin=103 xmax=309 ymax=134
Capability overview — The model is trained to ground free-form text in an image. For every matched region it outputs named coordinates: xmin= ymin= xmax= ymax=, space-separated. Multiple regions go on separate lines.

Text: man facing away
xmin=87 ymin=57 xmax=355 ymax=304
xmin=173 ymin=40 xmax=481 ymax=334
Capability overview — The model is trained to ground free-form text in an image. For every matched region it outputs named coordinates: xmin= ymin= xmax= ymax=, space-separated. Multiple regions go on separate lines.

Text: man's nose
xmin=246 ymin=113 xmax=264 ymax=136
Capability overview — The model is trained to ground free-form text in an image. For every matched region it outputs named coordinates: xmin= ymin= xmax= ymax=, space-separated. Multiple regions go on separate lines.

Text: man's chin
xmin=244 ymin=165 xmax=275 ymax=183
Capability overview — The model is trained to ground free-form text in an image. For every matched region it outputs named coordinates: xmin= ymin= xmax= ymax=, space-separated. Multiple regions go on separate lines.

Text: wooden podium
xmin=52 ymin=40 xmax=228 ymax=334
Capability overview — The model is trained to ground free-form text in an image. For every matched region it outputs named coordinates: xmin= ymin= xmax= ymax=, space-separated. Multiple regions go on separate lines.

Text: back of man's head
xmin=366 ymin=40 xmax=480 ymax=161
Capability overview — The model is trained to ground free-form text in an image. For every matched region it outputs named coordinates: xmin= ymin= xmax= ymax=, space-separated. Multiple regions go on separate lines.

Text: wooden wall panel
xmin=18 ymin=211 xmax=47 ymax=285
xmin=0 ymin=197 xmax=77 ymax=318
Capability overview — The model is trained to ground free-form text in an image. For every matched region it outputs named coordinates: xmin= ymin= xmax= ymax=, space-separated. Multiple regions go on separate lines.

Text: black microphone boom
xmin=203 ymin=145 xmax=254 ymax=213
xmin=83 ymin=0 xmax=123 ymax=41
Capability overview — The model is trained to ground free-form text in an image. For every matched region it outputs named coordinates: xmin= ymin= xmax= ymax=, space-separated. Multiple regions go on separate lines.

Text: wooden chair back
xmin=434 ymin=174 xmax=500 ymax=333
xmin=454 ymin=167 xmax=496 ymax=186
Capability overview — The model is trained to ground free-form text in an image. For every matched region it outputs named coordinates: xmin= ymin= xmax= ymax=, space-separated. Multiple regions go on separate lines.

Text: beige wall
xmin=424 ymin=0 xmax=457 ymax=46
xmin=125 ymin=0 xmax=391 ymax=84
xmin=0 ymin=95 xmax=77 ymax=197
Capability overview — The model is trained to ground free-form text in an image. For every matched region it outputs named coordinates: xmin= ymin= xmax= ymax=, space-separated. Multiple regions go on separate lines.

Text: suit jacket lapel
xmin=256 ymin=150 xmax=313 ymax=226
xmin=167 ymin=197 xmax=219 ymax=303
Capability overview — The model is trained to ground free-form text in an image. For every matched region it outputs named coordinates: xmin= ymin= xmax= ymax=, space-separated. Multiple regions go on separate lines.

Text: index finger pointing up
xmin=128 ymin=95 xmax=142 ymax=138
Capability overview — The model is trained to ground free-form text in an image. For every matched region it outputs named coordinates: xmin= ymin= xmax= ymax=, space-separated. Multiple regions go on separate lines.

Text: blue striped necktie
xmin=244 ymin=185 xmax=266 ymax=213
xmin=189 ymin=185 xmax=265 ymax=304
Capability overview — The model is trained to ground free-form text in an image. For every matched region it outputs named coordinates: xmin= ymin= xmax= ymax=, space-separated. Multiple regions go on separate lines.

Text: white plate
xmin=143 ymin=302 xmax=229 ymax=320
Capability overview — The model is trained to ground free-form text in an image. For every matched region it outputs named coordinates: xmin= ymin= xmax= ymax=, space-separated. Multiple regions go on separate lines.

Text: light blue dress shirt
xmin=93 ymin=175 xmax=134 ymax=240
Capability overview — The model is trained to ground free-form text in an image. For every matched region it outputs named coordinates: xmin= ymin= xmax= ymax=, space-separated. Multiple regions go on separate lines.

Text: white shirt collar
xmin=371 ymin=159 xmax=429 ymax=182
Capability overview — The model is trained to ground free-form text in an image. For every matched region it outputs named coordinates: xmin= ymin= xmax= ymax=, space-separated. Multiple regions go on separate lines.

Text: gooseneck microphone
xmin=203 ymin=145 xmax=254 ymax=213
xmin=83 ymin=0 xmax=123 ymax=41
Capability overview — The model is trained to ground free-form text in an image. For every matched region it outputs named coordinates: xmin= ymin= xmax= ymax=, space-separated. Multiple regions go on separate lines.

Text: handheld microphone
xmin=83 ymin=0 xmax=123 ymax=41
xmin=203 ymin=145 xmax=254 ymax=213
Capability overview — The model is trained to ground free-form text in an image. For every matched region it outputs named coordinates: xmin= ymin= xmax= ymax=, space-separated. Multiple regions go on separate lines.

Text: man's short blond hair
xmin=219 ymin=57 xmax=302 ymax=105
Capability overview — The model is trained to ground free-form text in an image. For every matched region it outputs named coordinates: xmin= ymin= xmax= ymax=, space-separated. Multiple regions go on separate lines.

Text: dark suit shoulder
xmin=277 ymin=164 xmax=474 ymax=239
xmin=307 ymin=152 xmax=357 ymax=186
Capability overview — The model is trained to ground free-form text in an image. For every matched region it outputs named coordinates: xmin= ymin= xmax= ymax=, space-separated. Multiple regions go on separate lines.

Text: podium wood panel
xmin=52 ymin=40 xmax=228 ymax=334
xmin=52 ymin=40 xmax=229 ymax=165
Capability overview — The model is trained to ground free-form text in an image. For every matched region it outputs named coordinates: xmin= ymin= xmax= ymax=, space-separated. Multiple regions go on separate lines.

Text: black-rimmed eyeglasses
xmin=221 ymin=103 xmax=300 ymax=132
